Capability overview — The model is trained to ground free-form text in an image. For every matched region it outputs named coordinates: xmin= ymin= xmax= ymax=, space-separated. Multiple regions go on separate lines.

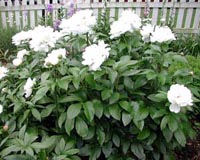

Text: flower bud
xmin=3 ymin=125 xmax=8 ymax=131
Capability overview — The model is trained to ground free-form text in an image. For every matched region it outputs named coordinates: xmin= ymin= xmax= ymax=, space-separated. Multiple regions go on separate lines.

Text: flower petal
xmin=169 ymin=103 xmax=180 ymax=113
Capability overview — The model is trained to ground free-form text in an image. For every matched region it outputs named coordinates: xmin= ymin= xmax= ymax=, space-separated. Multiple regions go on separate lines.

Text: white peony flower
xmin=150 ymin=26 xmax=176 ymax=43
xmin=82 ymin=41 xmax=110 ymax=71
xmin=29 ymin=25 xmax=62 ymax=52
xmin=60 ymin=9 xmax=97 ymax=36
xmin=44 ymin=48 xmax=66 ymax=67
xmin=12 ymin=30 xmax=33 ymax=46
xmin=12 ymin=58 xmax=23 ymax=66
xmin=0 ymin=66 xmax=9 ymax=79
xmin=167 ymin=84 xmax=193 ymax=113
xmin=0 ymin=104 xmax=3 ymax=114
xmin=140 ymin=24 xmax=154 ymax=42
xmin=110 ymin=10 xmax=141 ymax=39
xmin=16 ymin=49 xmax=29 ymax=59
xmin=24 ymin=78 xmax=36 ymax=98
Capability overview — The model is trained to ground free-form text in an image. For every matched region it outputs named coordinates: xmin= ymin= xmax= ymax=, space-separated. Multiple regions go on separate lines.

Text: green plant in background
xmin=170 ymin=33 xmax=200 ymax=57
xmin=0 ymin=9 xmax=198 ymax=160
xmin=0 ymin=26 xmax=18 ymax=62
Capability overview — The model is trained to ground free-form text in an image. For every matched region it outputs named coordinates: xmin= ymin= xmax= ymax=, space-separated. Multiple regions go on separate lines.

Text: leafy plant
xmin=170 ymin=33 xmax=200 ymax=57
xmin=0 ymin=9 xmax=198 ymax=160
xmin=0 ymin=26 xmax=18 ymax=62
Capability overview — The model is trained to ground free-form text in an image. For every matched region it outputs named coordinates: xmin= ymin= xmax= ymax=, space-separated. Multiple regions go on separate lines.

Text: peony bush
xmin=0 ymin=9 xmax=198 ymax=159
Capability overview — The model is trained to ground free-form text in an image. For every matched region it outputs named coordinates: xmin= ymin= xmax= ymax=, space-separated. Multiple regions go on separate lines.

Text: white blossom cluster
xmin=140 ymin=24 xmax=176 ymax=43
xmin=24 ymin=78 xmax=36 ymax=98
xmin=110 ymin=10 xmax=142 ymax=39
xmin=59 ymin=9 xmax=97 ymax=36
xmin=0 ymin=66 xmax=9 ymax=80
xmin=12 ymin=49 xmax=29 ymax=66
xmin=167 ymin=84 xmax=193 ymax=113
xmin=12 ymin=25 xmax=62 ymax=52
xmin=44 ymin=48 xmax=66 ymax=67
xmin=82 ymin=41 xmax=110 ymax=71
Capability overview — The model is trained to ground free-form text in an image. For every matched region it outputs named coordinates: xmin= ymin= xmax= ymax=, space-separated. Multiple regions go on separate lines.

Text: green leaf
xmin=150 ymin=109 xmax=167 ymax=119
xmin=109 ymin=92 xmax=120 ymax=104
xmin=168 ymin=116 xmax=178 ymax=132
xmin=119 ymin=101 xmax=132 ymax=113
xmin=65 ymin=118 xmax=75 ymax=135
xmin=31 ymin=108 xmax=41 ymax=121
xmin=32 ymin=136 xmax=58 ymax=149
xmin=58 ymin=112 xmax=67 ymax=128
xmin=65 ymin=149 xmax=79 ymax=155
xmin=174 ymin=129 xmax=186 ymax=147
xmin=121 ymin=69 xmax=140 ymax=77
xmin=162 ymin=127 xmax=173 ymax=143
xmin=34 ymin=86 xmax=49 ymax=102
xmin=101 ymin=89 xmax=113 ymax=101
xmin=137 ymin=129 xmax=150 ymax=140
xmin=109 ymin=104 xmax=121 ymax=120
xmin=160 ymin=116 xmax=169 ymax=130
xmin=4 ymin=155 xmax=34 ymax=160
xmin=134 ymin=107 xmax=149 ymax=121
xmin=75 ymin=117 xmax=88 ymax=137
xmin=108 ymin=70 xmax=118 ymax=84
xmin=83 ymin=101 xmax=95 ymax=122
xmin=97 ymin=128 xmax=105 ymax=146
xmin=122 ymin=112 xmax=132 ymax=126
xmin=93 ymin=100 xmax=103 ymax=119
xmin=102 ymin=142 xmax=113 ymax=158
xmin=14 ymin=102 xmax=23 ymax=113
xmin=41 ymin=104 xmax=56 ymax=118
xmin=1 ymin=145 xmax=20 ymax=157
xmin=67 ymin=103 xmax=82 ymax=119
xmin=173 ymin=55 xmax=187 ymax=63
xmin=122 ymin=140 xmax=130 ymax=154
xmin=112 ymin=134 xmax=120 ymax=147
xmin=146 ymin=70 xmax=157 ymax=80
xmin=57 ymin=76 xmax=71 ymax=91
xmin=131 ymin=144 xmax=145 ymax=159
xmin=148 ymin=92 xmax=167 ymax=102
xmin=134 ymin=120 xmax=144 ymax=131
xmin=124 ymin=77 xmax=133 ymax=89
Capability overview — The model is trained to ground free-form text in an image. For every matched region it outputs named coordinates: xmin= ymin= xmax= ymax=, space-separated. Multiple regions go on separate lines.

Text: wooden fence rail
xmin=0 ymin=0 xmax=200 ymax=33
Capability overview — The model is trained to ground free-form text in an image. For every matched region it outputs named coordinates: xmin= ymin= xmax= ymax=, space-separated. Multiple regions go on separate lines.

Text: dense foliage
xmin=0 ymin=9 xmax=198 ymax=160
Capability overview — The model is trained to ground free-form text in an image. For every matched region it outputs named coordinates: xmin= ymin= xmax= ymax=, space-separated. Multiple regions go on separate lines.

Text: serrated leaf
xmin=109 ymin=104 xmax=121 ymax=120
xmin=75 ymin=117 xmax=88 ymax=137
xmin=122 ymin=112 xmax=132 ymax=126
xmin=67 ymin=103 xmax=82 ymax=119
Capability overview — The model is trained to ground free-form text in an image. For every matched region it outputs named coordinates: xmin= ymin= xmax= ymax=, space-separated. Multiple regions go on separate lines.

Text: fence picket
xmin=0 ymin=0 xmax=199 ymax=33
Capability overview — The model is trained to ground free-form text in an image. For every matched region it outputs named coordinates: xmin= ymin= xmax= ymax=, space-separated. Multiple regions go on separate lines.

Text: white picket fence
xmin=0 ymin=0 xmax=200 ymax=33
